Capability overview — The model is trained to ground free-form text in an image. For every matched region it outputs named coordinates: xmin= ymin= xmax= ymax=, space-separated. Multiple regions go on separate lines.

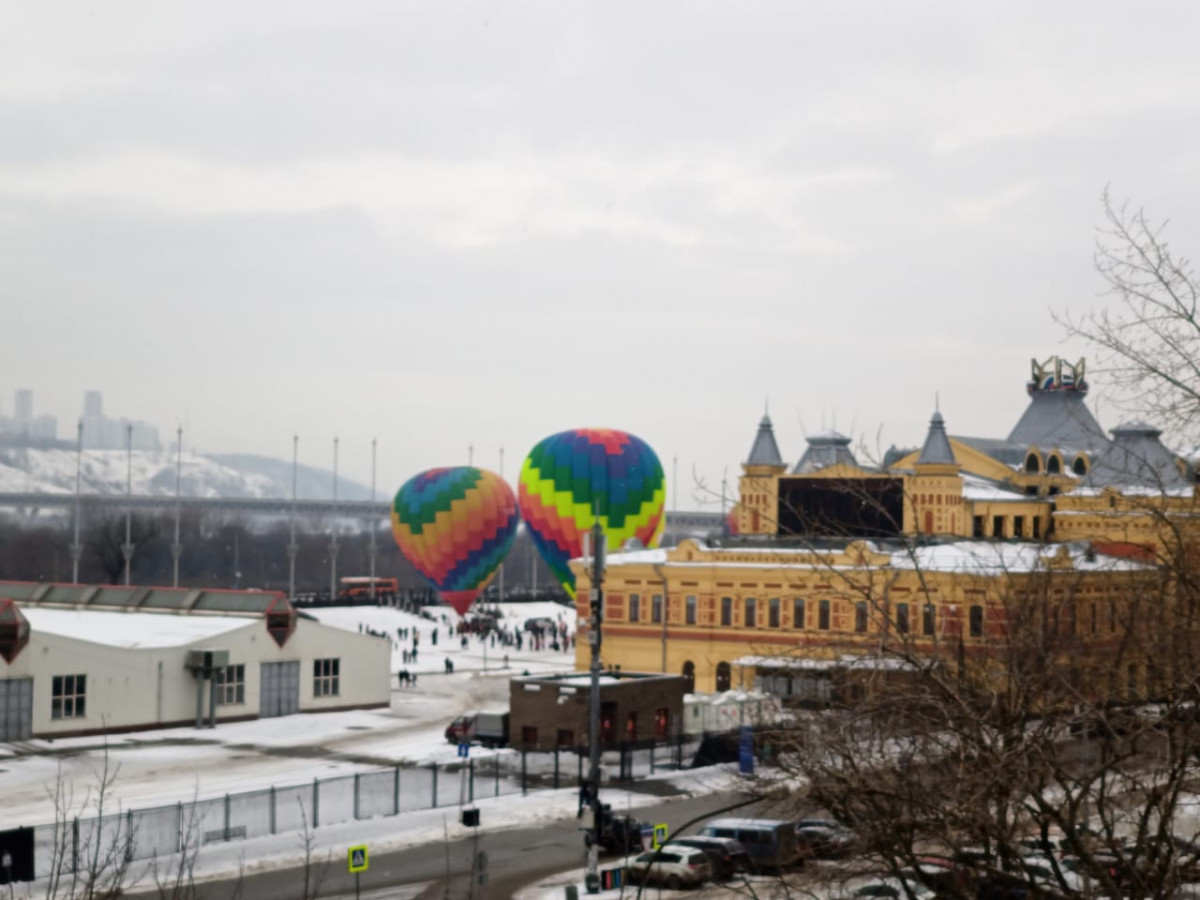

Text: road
xmin=128 ymin=790 xmax=760 ymax=900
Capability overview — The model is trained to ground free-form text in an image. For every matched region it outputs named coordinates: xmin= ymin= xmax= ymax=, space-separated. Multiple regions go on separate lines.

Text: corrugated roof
xmin=0 ymin=582 xmax=286 ymax=616
xmin=746 ymin=415 xmax=784 ymax=467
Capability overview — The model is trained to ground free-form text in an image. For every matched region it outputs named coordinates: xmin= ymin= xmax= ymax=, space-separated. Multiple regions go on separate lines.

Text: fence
xmin=27 ymin=734 xmax=709 ymax=880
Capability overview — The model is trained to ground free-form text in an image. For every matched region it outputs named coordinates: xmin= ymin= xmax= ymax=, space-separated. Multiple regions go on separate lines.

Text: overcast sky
xmin=4 ymin=1 xmax=1200 ymax=507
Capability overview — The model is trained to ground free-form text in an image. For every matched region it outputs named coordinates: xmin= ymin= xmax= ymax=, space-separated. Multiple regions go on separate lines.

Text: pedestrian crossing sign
xmin=348 ymin=845 xmax=369 ymax=873
xmin=652 ymin=823 xmax=669 ymax=849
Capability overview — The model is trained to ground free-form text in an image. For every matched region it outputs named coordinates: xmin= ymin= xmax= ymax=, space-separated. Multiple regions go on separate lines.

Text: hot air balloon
xmin=518 ymin=428 xmax=666 ymax=597
xmin=391 ymin=466 xmax=519 ymax=615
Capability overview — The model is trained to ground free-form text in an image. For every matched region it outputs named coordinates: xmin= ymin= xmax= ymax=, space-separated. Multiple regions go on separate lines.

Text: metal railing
xmin=26 ymin=734 xmax=711 ymax=880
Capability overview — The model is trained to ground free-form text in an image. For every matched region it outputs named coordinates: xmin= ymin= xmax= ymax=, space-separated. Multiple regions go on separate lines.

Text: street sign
xmin=652 ymin=823 xmax=669 ymax=849
xmin=348 ymin=844 xmax=368 ymax=874
xmin=457 ymin=742 xmax=470 ymax=759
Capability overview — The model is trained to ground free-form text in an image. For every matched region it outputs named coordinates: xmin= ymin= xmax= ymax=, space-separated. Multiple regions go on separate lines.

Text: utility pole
xmin=672 ymin=455 xmax=678 ymax=513
xmin=172 ymin=425 xmax=183 ymax=587
xmin=369 ymin=438 xmax=377 ymax=604
xmin=653 ymin=562 xmax=669 ymax=673
xmin=70 ymin=419 xmax=83 ymax=583
xmin=330 ymin=436 xmax=339 ymax=603
xmin=122 ymin=424 xmax=134 ymax=586
xmin=288 ymin=434 xmax=298 ymax=602
xmin=585 ymin=516 xmax=606 ymax=894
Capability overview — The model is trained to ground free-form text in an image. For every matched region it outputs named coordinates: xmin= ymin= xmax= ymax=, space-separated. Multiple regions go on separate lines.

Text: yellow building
xmin=573 ymin=356 xmax=1198 ymax=702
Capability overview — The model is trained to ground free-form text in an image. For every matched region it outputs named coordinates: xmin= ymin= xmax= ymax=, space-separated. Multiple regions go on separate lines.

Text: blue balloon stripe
xmin=438 ymin=519 xmax=519 ymax=593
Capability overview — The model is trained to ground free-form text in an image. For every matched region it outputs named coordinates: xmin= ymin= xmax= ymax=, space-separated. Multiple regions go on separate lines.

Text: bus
xmin=337 ymin=577 xmax=398 ymax=600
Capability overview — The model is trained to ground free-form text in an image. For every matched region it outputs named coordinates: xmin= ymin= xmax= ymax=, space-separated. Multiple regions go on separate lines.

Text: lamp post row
xmin=69 ymin=433 xmax=379 ymax=595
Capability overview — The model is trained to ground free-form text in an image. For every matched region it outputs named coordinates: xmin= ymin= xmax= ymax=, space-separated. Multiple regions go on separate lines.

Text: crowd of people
xmin=372 ymin=609 xmax=574 ymax=690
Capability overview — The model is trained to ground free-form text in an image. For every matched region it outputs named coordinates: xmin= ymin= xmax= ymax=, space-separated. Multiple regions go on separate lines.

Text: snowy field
xmin=0 ymin=602 xmax=577 ymax=827
xmin=0 ymin=600 xmax=770 ymax=898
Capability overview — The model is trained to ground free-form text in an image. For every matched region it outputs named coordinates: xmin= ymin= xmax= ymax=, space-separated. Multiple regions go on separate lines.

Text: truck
xmin=444 ymin=711 xmax=510 ymax=748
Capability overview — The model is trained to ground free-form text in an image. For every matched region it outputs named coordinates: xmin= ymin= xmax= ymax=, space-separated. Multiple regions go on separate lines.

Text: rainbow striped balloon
xmin=518 ymin=428 xmax=666 ymax=597
xmin=391 ymin=467 xmax=519 ymax=615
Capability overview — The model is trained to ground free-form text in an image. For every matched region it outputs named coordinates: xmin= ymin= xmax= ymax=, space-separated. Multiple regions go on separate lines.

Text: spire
xmin=917 ymin=410 xmax=956 ymax=466
xmin=746 ymin=414 xmax=785 ymax=468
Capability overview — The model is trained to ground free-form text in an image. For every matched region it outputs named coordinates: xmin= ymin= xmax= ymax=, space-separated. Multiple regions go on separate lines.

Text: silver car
xmin=626 ymin=847 xmax=713 ymax=890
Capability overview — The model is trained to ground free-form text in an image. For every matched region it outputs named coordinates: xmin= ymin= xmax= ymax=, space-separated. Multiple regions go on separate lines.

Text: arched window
xmin=682 ymin=660 xmax=695 ymax=693
xmin=923 ymin=511 xmax=934 ymax=534
xmin=1073 ymin=456 xmax=1088 ymax=476
xmin=1047 ymin=455 xmax=1062 ymax=474
xmin=1025 ymin=452 xmax=1041 ymax=473
xmin=715 ymin=662 xmax=732 ymax=693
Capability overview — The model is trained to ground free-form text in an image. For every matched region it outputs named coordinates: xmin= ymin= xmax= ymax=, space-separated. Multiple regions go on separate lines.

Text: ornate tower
xmin=738 ymin=414 xmax=787 ymax=535
xmin=909 ymin=410 xmax=966 ymax=536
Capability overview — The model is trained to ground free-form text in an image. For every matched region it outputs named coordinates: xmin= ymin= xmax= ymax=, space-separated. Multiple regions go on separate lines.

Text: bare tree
xmin=42 ymin=741 xmax=134 ymax=900
xmin=1059 ymin=190 xmax=1200 ymax=442
xmin=295 ymin=798 xmax=330 ymax=900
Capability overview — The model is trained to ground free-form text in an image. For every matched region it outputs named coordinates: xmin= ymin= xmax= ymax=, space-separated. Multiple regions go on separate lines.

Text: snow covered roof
xmin=890 ymin=540 xmax=1148 ymax=574
xmin=961 ymin=472 xmax=1028 ymax=501
xmin=735 ymin=654 xmax=918 ymax=672
xmin=22 ymin=607 xmax=255 ymax=649
xmin=600 ymin=547 xmax=670 ymax=566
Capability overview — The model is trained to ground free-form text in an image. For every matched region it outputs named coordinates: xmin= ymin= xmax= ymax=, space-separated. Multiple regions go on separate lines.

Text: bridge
xmin=0 ymin=492 xmax=725 ymax=534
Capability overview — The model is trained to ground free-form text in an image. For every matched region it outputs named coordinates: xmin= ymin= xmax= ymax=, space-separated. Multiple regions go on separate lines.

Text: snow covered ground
xmin=0 ymin=603 xmax=577 ymax=826
xmin=0 ymin=602 xmax=760 ymax=899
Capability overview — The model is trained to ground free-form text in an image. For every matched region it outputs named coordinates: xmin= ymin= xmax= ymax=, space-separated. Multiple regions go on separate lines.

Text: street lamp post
xmin=70 ymin=420 xmax=83 ymax=583
xmin=585 ymin=517 xmax=606 ymax=894
xmin=329 ymin=437 xmax=339 ymax=603
xmin=653 ymin=562 xmax=669 ymax=673
xmin=122 ymin=424 xmax=134 ymax=586
xmin=172 ymin=426 xmax=183 ymax=587
xmin=287 ymin=435 xmax=298 ymax=602
xmin=368 ymin=438 xmax=377 ymax=604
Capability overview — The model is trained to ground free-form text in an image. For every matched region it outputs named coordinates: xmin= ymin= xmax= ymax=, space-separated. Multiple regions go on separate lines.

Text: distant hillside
xmin=205 ymin=454 xmax=374 ymax=501
xmin=0 ymin=447 xmax=371 ymax=500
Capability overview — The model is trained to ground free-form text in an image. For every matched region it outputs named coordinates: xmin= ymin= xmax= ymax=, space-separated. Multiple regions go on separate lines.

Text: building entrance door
xmin=0 ymin=678 xmax=32 ymax=741
xmin=715 ymin=662 xmax=732 ymax=692
xmin=260 ymin=661 xmax=299 ymax=718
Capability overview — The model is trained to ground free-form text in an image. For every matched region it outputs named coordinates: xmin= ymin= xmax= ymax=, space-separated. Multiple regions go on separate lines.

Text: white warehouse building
xmin=0 ymin=582 xmax=391 ymax=740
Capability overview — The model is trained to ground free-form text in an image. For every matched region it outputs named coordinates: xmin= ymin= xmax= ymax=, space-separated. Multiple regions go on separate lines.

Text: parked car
xmin=795 ymin=818 xmax=858 ymax=858
xmin=849 ymin=877 xmax=936 ymax=900
xmin=443 ymin=711 xmax=510 ymax=747
xmin=626 ymin=847 xmax=712 ymax=890
xmin=701 ymin=817 xmax=800 ymax=870
xmin=666 ymin=836 xmax=749 ymax=880
xmin=898 ymin=856 xmax=971 ymax=894
xmin=583 ymin=806 xmax=647 ymax=854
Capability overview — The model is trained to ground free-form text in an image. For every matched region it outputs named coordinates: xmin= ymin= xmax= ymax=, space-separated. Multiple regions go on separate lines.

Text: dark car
xmin=796 ymin=818 xmax=858 ymax=859
xmin=667 ymin=836 xmax=749 ymax=880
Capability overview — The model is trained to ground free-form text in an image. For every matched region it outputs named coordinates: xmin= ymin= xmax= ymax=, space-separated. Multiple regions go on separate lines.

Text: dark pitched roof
xmin=746 ymin=415 xmax=784 ymax=467
xmin=1085 ymin=421 xmax=1193 ymax=491
xmin=791 ymin=431 xmax=858 ymax=474
xmin=917 ymin=411 xmax=957 ymax=466
xmin=1006 ymin=389 xmax=1108 ymax=457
